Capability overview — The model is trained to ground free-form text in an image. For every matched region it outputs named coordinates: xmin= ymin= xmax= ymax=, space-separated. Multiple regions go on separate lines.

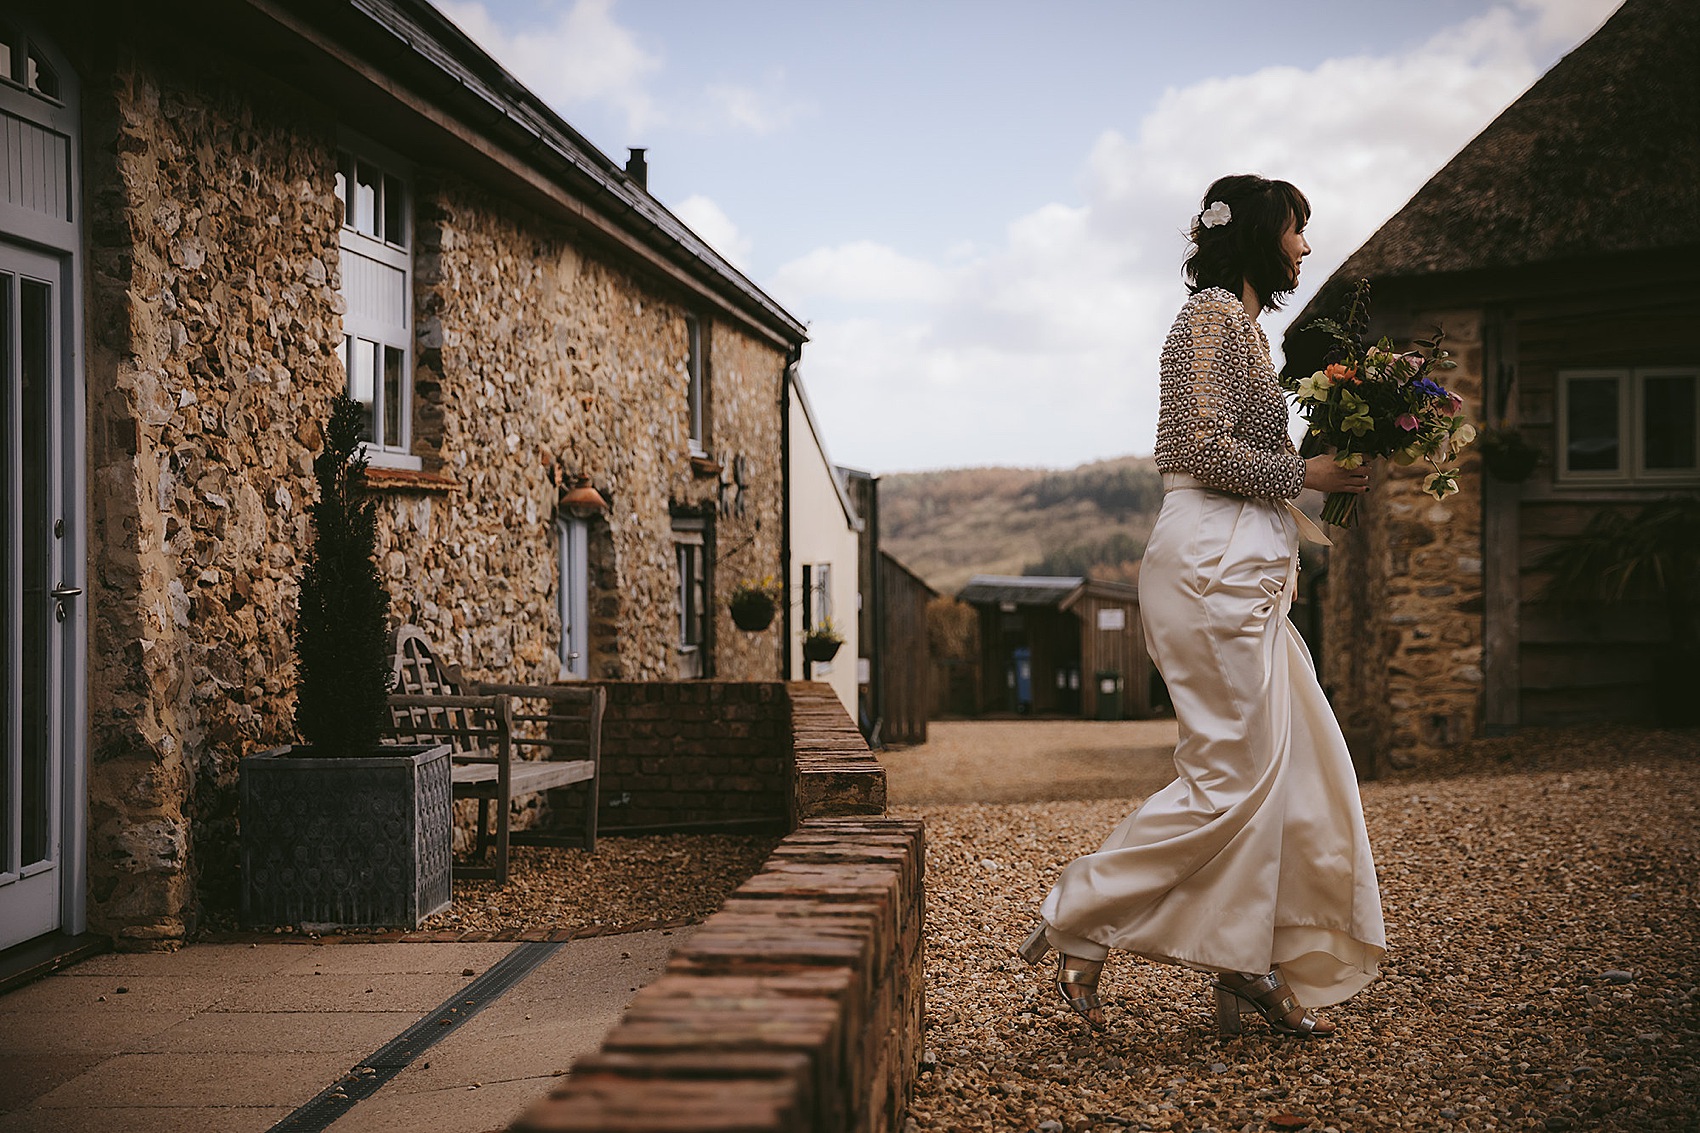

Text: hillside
xmin=879 ymin=455 xmax=1163 ymax=595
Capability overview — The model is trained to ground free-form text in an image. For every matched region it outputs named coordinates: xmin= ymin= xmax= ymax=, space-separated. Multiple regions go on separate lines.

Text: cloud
xmin=788 ymin=0 xmax=1621 ymax=473
xmin=431 ymin=1 xmax=807 ymax=138
xmin=434 ymin=0 xmax=663 ymax=132
xmin=671 ymin=195 xmax=753 ymax=268
xmin=703 ymin=75 xmax=810 ymax=135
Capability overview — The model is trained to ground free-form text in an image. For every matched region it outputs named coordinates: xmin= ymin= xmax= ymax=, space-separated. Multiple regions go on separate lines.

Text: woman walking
xmin=1021 ymin=174 xmax=1385 ymax=1038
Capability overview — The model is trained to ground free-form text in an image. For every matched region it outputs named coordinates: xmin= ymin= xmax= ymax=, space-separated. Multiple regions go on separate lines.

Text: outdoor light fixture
xmin=561 ymin=474 xmax=610 ymax=517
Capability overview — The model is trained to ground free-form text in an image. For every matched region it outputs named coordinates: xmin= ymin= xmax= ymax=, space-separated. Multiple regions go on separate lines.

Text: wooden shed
xmin=957 ymin=575 xmax=1153 ymax=719
xmin=877 ymin=552 xmax=938 ymax=745
xmin=1281 ymin=0 xmax=1700 ymax=769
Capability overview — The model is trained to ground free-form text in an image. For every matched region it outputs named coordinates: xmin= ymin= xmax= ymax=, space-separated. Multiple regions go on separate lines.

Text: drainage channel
xmin=267 ymin=941 xmax=565 ymax=1133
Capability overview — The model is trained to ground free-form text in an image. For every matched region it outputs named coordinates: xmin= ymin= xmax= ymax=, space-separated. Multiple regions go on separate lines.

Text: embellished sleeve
xmin=1157 ymin=294 xmax=1306 ymax=499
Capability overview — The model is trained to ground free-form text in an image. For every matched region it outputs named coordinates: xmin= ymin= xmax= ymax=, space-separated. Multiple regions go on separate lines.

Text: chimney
xmin=625 ymin=147 xmax=648 ymax=190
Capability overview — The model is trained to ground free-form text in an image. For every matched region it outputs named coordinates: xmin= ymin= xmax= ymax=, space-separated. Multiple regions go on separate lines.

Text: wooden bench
xmin=385 ymin=624 xmax=604 ymax=883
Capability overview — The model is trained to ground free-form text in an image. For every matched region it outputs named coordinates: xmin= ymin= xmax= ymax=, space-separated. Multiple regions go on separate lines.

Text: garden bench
xmin=384 ymin=624 xmax=603 ymax=883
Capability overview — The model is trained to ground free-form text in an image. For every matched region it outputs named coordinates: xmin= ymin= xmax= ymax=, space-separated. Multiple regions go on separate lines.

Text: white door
xmin=0 ymin=241 xmax=74 ymax=949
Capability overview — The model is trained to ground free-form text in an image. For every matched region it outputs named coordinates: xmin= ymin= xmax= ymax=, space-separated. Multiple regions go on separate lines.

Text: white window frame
xmin=556 ymin=516 xmax=590 ymax=680
xmin=335 ymin=132 xmax=418 ymax=470
xmin=1557 ymin=367 xmax=1699 ymax=485
xmin=1634 ymin=366 xmax=1700 ymax=483
xmin=686 ymin=314 xmax=706 ymax=457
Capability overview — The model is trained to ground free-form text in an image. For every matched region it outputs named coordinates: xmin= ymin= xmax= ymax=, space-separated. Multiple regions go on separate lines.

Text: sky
xmin=430 ymin=0 xmax=1624 ymax=474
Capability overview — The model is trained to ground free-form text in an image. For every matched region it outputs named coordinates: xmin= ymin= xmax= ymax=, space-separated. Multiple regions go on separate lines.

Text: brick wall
xmin=589 ymin=681 xmax=794 ymax=833
xmin=512 ymin=685 xmax=923 ymax=1133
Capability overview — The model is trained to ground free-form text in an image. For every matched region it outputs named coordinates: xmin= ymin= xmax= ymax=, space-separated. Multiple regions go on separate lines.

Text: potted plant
xmin=729 ymin=577 xmax=779 ymax=631
xmin=1478 ymin=426 xmax=1542 ymax=483
xmin=240 ymin=395 xmax=453 ymax=930
xmin=803 ymin=618 xmax=844 ymax=663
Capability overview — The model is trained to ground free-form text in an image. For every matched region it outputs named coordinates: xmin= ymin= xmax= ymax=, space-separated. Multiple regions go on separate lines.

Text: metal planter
xmin=240 ymin=743 xmax=453 ymax=930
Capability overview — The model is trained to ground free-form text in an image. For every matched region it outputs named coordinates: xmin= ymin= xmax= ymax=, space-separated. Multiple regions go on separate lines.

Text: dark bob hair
xmin=1182 ymin=174 xmax=1310 ymax=311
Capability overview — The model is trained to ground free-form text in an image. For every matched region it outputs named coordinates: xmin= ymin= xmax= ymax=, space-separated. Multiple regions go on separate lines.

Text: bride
xmin=1020 ymin=174 xmax=1385 ymax=1038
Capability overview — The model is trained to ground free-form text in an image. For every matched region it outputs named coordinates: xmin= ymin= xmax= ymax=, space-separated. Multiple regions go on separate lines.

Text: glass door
xmin=1 ymin=240 xmax=70 ymax=949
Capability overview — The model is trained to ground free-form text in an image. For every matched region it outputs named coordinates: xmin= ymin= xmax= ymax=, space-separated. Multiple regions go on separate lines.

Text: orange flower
xmin=1325 ymin=363 xmax=1360 ymax=384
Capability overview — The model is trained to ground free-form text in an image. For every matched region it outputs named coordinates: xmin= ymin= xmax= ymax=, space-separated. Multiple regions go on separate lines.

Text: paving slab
xmin=0 ymin=1104 xmax=293 ymax=1133
xmin=0 ymin=928 xmax=688 ymax=1133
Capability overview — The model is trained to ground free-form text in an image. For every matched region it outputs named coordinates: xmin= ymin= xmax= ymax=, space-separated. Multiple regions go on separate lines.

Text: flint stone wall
xmin=77 ymin=32 xmax=787 ymax=946
xmin=1319 ymin=307 xmax=1486 ymax=773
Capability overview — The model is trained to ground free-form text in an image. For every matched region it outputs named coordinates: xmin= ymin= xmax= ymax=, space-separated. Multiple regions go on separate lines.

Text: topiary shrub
xmin=293 ymin=394 xmax=394 ymax=756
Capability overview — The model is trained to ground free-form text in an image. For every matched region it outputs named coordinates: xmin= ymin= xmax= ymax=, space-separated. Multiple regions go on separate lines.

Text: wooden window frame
xmin=1557 ymin=367 xmax=1699 ymax=486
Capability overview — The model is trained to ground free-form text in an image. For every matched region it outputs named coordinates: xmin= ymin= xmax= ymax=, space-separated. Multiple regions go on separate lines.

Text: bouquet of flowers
xmin=1285 ymin=279 xmax=1476 ymax=528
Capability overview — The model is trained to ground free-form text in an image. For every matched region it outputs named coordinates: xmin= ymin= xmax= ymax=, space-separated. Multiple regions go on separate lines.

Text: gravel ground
xmin=893 ymin=725 xmax=1700 ymax=1132
xmin=418 ymin=833 xmax=780 ymax=935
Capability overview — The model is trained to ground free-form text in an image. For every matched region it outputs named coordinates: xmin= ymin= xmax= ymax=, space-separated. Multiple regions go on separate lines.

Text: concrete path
xmin=0 ymin=928 xmax=685 ymax=1132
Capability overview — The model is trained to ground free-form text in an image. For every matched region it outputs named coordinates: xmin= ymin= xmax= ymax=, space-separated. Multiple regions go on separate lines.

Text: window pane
xmin=1642 ymin=374 xmax=1697 ymax=471
xmin=334 ymin=152 xmax=350 ymax=228
xmin=383 ymin=174 xmax=406 ymax=248
xmin=1566 ymin=376 xmax=1620 ymax=472
xmin=347 ymin=336 xmax=376 ymax=442
xmin=0 ymin=27 xmax=15 ymax=84
xmin=354 ymin=161 xmax=380 ymax=238
xmin=383 ymin=345 xmax=404 ymax=450
xmin=20 ymin=278 xmax=51 ymax=866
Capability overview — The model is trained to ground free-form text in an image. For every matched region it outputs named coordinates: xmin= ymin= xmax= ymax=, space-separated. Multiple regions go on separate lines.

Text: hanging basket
xmin=803 ymin=636 xmax=842 ymax=663
xmin=729 ymin=591 xmax=777 ymax=631
xmin=1480 ymin=428 xmax=1541 ymax=483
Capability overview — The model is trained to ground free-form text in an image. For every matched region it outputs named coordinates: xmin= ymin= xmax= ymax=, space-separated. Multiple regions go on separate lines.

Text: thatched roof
xmin=1301 ymin=0 xmax=1699 ymax=311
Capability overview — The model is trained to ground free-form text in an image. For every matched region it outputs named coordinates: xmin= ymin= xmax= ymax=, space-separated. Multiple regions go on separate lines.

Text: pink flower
xmin=1396 ymin=413 xmax=1420 ymax=432
xmin=1446 ymin=393 xmax=1464 ymax=415
xmin=1401 ymin=352 xmax=1426 ymax=372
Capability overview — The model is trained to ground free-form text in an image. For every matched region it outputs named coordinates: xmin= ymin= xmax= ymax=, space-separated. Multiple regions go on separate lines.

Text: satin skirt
xmin=1038 ymin=481 xmax=1385 ymax=1007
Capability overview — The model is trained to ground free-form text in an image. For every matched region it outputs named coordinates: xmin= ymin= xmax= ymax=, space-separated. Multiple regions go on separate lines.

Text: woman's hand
xmin=1304 ymin=453 xmax=1371 ymax=494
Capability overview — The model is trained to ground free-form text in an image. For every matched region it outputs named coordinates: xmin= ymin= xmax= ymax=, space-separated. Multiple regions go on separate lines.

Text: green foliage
xmin=1536 ymin=497 xmax=1700 ymax=626
xmin=294 ymin=395 xmax=394 ymax=756
xmin=1024 ymin=532 xmax=1147 ymax=579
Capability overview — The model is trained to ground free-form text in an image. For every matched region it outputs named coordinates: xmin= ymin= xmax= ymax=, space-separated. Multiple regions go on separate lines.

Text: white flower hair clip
xmin=1200 ymin=201 xmax=1232 ymax=229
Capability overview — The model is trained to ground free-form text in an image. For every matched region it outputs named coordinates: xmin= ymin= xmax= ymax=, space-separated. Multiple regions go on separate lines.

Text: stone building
xmin=1282 ymin=0 xmax=1699 ymax=772
xmin=0 ymin=0 xmax=810 ymax=951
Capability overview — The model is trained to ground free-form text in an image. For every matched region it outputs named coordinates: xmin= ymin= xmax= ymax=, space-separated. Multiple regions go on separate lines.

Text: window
xmin=334 ymin=139 xmax=416 ymax=468
xmin=811 ymin=563 xmax=833 ymax=628
xmin=1558 ymin=368 xmax=1699 ymax=483
xmin=673 ymin=518 xmax=707 ymax=678
xmin=686 ymin=315 xmax=706 ymax=456
xmin=0 ymin=25 xmax=60 ymax=101
xmin=557 ymin=517 xmax=590 ymax=680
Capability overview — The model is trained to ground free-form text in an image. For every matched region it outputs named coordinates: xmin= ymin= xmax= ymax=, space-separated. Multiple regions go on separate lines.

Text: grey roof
xmin=348 ymin=0 xmax=807 ymax=343
xmin=1291 ymin=0 xmax=1700 ymax=327
xmin=957 ymin=575 xmax=1083 ymax=608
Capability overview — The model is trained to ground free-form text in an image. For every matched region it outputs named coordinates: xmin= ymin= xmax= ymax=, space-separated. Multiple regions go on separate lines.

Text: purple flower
xmin=1412 ymin=377 xmax=1447 ymax=399
xmin=1396 ymin=413 xmax=1420 ymax=432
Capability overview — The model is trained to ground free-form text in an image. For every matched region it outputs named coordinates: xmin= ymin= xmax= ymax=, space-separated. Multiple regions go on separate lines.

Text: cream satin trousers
xmin=1039 ymin=477 xmax=1385 ymax=1007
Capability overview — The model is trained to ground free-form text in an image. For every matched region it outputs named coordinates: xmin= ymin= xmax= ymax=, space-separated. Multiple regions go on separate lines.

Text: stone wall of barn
xmin=1318 ymin=307 xmax=1486 ymax=773
xmin=76 ymin=34 xmax=786 ymax=946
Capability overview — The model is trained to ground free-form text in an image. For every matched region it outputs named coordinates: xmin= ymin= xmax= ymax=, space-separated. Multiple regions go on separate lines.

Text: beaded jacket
xmin=1154 ymin=287 xmax=1306 ymax=500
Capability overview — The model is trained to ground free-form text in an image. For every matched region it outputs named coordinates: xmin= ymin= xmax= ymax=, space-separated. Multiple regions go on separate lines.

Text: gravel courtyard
xmin=883 ymin=722 xmax=1700 ymax=1133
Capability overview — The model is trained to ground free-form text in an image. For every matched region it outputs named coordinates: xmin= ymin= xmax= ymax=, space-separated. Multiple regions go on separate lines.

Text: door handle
xmin=51 ymin=584 xmax=82 ymax=623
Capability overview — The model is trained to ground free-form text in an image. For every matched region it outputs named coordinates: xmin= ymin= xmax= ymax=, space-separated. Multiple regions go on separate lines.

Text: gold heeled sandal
xmin=1212 ymin=971 xmax=1333 ymax=1039
xmin=1016 ymin=921 xmax=1106 ymax=1033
